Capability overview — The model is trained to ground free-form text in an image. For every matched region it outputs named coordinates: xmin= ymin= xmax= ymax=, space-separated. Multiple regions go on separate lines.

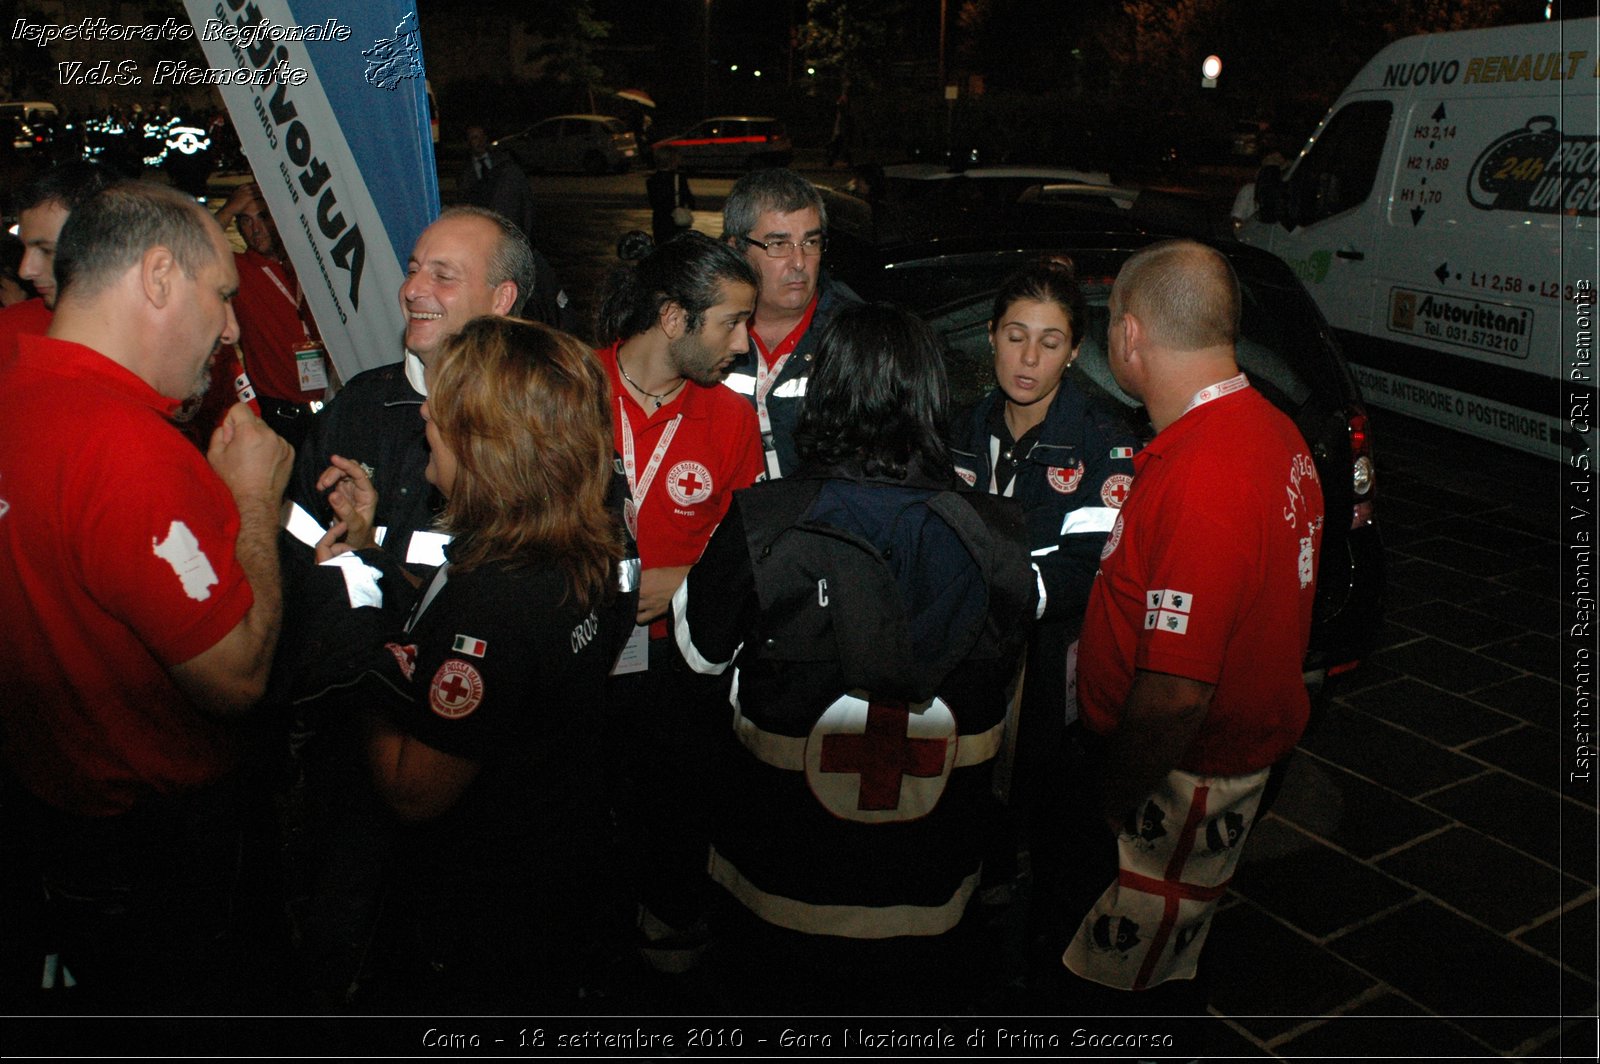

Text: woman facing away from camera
xmin=950 ymin=257 xmax=1141 ymax=983
xmin=672 ymin=302 xmax=1038 ymax=1012
xmin=308 ymin=316 xmax=634 ymax=1011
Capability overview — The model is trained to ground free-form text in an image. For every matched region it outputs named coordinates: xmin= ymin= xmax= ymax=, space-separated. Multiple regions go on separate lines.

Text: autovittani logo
xmin=1387 ymin=287 xmax=1531 ymax=359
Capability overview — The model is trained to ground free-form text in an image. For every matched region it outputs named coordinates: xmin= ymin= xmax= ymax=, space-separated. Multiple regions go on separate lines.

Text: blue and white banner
xmin=183 ymin=0 xmax=440 ymax=380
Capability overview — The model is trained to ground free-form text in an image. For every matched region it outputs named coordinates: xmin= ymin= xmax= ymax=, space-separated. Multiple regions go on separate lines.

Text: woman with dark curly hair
xmin=312 ymin=316 xmax=634 ymax=1010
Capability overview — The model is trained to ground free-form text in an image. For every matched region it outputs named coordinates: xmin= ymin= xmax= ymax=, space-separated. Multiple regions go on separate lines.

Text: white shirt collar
xmin=403 ymin=349 xmax=428 ymax=398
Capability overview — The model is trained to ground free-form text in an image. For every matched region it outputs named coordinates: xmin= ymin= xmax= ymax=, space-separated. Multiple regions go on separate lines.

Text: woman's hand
xmin=313 ymin=454 xmax=379 ymax=561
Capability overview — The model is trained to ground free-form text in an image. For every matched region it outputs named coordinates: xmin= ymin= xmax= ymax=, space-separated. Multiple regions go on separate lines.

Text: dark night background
xmin=3 ymin=0 xmax=1597 ymax=175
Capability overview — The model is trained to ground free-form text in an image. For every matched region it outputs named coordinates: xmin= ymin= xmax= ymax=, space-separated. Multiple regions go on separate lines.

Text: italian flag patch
xmin=1109 ymin=446 xmax=1134 ymax=459
xmin=452 ymin=634 xmax=487 ymax=657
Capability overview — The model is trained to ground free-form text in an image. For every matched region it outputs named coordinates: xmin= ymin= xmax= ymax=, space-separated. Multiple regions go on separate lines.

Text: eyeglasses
xmin=742 ymin=234 xmax=826 ymax=258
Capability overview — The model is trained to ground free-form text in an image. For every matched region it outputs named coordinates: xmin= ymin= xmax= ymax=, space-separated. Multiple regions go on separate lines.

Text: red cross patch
xmin=804 ymin=695 xmax=957 ymax=822
xmin=1101 ymin=473 xmax=1133 ymax=508
xmin=954 ymin=466 xmax=977 ymax=487
xmin=665 ymin=460 xmax=713 ymax=506
xmin=429 ymin=659 xmax=484 ymax=719
xmin=1047 ymin=465 xmax=1084 ymax=494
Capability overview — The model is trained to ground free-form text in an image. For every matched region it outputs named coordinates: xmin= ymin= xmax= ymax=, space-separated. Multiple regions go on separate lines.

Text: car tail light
xmin=1349 ymin=409 xmax=1375 ymax=530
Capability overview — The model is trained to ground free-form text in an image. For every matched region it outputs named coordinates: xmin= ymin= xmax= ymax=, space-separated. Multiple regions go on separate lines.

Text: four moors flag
xmin=183 ymin=0 xmax=441 ymax=380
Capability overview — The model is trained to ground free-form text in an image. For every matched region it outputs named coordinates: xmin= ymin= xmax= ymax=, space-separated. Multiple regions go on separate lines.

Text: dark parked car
xmin=819 ymin=189 xmax=1385 ymax=686
xmin=652 ymin=116 xmax=792 ymax=174
xmin=497 ymin=114 xmax=638 ymax=174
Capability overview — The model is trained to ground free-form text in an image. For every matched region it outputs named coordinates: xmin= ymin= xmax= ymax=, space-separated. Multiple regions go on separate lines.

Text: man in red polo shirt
xmin=593 ymin=232 xmax=763 ymax=968
xmin=213 ymin=180 xmax=327 ymax=449
xmin=1064 ymin=240 xmax=1323 ymax=1010
xmin=720 ymin=168 xmax=857 ymax=480
xmin=0 ymin=161 xmax=119 ymax=362
xmin=0 ymin=182 xmax=292 ymax=1010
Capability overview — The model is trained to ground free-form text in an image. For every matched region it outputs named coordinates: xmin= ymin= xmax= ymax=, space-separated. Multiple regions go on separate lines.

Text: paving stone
xmin=1330 ymin=900 xmax=1581 ymax=1053
xmin=1400 ymin=536 xmax=1528 ymax=577
xmin=1198 ymin=1018 xmax=1272 ymax=1058
xmin=1478 ymin=631 xmax=1561 ymax=676
xmin=1270 ymin=992 xmax=1494 ymax=1059
xmin=1462 ymin=724 xmax=1563 ymax=789
xmin=1343 ymin=677 xmax=1520 ymax=747
xmin=1493 ymin=563 xmax=1560 ymax=599
xmin=1301 ymin=706 xmax=1482 ymax=798
xmin=1386 ymin=600 xmax=1522 ymax=650
xmin=1453 ymin=516 xmax=1560 ymax=557
xmin=1329 ymin=660 xmax=1401 ymax=698
xmin=1469 ymin=674 xmax=1566 ymax=731
xmin=1233 ymin=816 xmax=1417 ymax=938
xmin=1459 ymin=588 xmax=1562 ymax=633
xmin=1527 ymin=1020 xmax=1599 ymax=1064
xmin=1371 ymin=638 xmax=1522 ymax=695
xmin=1378 ymin=827 xmax=1587 ymax=933
xmin=1518 ymin=896 xmax=1599 ymax=982
xmin=1385 ymin=559 xmax=1499 ymax=607
xmin=1371 ymin=616 xmax=1424 ymax=653
xmin=1420 ymin=771 xmax=1592 ymax=876
xmin=1204 ymin=902 xmax=1378 ymax=1041
xmin=1272 ymin=755 xmax=1449 ymax=860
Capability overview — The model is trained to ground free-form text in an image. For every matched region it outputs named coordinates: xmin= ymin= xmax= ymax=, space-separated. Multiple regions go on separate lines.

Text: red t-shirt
xmin=0 ymin=335 xmax=255 ymax=815
xmin=1077 ymin=381 xmax=1323 ymax=775
xmin=232 ymin=248 xmax=322 ymax=402
xmin=598 ymin=341 xmax=763 ymax=570
xmin=0 ymin=297 xmax=53 ymax=367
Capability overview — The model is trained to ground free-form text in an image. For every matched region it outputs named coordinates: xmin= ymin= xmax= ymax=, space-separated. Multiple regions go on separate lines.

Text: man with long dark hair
xmin=674 ymin=302 xmax=1037 ymax=1012
xmin=594 ymin=232 xmax=764 ymax=972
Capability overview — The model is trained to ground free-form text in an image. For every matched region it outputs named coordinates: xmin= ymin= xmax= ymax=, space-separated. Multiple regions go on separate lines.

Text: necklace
xmin=618 ymin=355 xmax=684 ymax=410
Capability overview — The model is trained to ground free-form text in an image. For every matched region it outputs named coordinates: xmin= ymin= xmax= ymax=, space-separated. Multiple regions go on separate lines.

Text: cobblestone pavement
xmin=1203 ymin=412 xmax=1595 ymax=1060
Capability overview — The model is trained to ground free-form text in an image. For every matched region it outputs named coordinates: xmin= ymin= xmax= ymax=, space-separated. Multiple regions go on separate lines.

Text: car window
xmin=880 ymin=248 xmax=1332 ymax=417
xmin=1292 ymin=100 xmax=1393 ymax=224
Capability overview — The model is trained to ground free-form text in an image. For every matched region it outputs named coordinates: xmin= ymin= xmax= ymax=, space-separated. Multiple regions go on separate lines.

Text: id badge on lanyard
xmin=754 ymin=352 xmax=791 ymax=480
xmin=614 ymin=400 xmax=681 ymax=674
xmin=264 ymin=264 xmax=326 ymax=394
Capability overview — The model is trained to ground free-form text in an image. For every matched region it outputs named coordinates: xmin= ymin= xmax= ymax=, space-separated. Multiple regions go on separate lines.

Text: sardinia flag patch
xmin=452 ymin=634 xmax=487 ymax=657
xmin=1143 ymin=589 xmax=1193 ymax=635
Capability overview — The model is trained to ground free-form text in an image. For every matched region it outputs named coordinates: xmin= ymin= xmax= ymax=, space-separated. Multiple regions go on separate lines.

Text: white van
xmin=1240 ymin=19 xmax=1597 ymax=461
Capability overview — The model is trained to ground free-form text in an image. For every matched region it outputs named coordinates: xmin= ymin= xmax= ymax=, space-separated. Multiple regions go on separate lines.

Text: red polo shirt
xmin=750 ymin=290 xmax=819 ymax=367
xmin=598 ymin=341 xmax=763 ymax=570
xmin=233 ymin=248 xmax=323 ymax=402
xmin=0 ymin=335 xmax=254 ymax=815
xmin=1076 ymin=382 xmax=1323 ymax=775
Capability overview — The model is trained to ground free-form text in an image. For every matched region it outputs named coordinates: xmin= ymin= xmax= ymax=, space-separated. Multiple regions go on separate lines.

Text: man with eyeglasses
xmin=721 ymin=168 xmax=858 ymax=479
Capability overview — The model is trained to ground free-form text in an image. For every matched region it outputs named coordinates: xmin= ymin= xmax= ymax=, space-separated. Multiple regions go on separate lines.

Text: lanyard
xmin=1181 ymin=373 xmax=1249 ymax=416
xmin=260 ymin=263 xmax=313 ymax=341
xmin=753 ymin=351 xmax=792 ymax=478
xmin=617 ymin=399 xmax=682 ymax=507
